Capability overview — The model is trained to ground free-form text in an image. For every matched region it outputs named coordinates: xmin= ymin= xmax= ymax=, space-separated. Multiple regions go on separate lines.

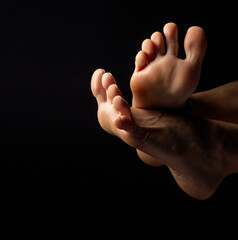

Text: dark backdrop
xmin=1 ymin=0 xmax=238 ymax=217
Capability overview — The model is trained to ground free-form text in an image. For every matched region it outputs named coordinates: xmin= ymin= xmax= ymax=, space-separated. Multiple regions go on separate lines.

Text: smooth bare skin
xmin=91 ymin=69 xmax=238 ymax=199
xmin=130 ymin=22 xmax=207 ymax=109
xmin=130 ymin=23 xmax=207 ymax=166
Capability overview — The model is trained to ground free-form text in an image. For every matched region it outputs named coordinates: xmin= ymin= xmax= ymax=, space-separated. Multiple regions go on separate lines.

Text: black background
xmin=1 ymin=0 xmax=238 ymax=217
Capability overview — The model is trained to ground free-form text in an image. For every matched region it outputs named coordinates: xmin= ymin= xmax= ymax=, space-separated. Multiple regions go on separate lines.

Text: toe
xmin=151 ymin=31 xmax=165 ymax=56
xmin=113 ymin=95 xmax=132 ymax=119
xmin=102 ymin=72 xmax=116 ymax=90
xmin=141 ymin=39 xmax=155 ymax=61
xmin=91 ymin=68 xmax=106 ymax=102
xmin=163 ymin=22 xmax=178 ymax=56
xmin=107 ymin=83 xmax=123 ymax=103
xmin=135 ymin=50 xmax=147 ymax=71
xmin=113 ymin=97 xmax=138 ymax=135
xmin=184 ymin=26 xmax=207 ymax=65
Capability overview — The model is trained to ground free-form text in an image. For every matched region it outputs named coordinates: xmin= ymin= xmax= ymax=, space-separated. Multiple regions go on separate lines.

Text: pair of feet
xmin=91 ymin=23 xmax=222 ymax=199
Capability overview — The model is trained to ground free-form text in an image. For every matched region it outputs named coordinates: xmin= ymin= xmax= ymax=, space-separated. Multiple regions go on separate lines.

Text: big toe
xmin=91 ymin=68 xmax=106 ymax=102
xmin=184 ymin=26 xmax=207 ymax=64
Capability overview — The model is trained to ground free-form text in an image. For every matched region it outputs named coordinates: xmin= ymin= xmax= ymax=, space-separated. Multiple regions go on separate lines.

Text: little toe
xmin=102 ymin=72 xmax=116 ymax=90
xmin=151 ymin=31 xmax=165 ymax=56
xmin=135 ymin=50 xmax=148 ymax=71
xmin=91 ymin=68 xmax=106 ymax=102
xmin=184 ymin=26 xmax=207 ymax=65
xmin=141 ymin=39 xmax=155 ymax=61
xmin=163 ymin=22 xmax=178 ymax=56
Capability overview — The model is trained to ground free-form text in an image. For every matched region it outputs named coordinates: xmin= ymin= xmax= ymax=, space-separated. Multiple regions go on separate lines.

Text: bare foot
xmin=91 ymin=69 xmax=163 ymax=167
xmin=91 ymin=69 xmax=147 ymax=148
xmin=131 ymin=23 xmax=207 ymax=166
xmin=91 ymin=71 xmax=226 ymax=199
xmin=130 ymin=22 xmax=207 ymax=109
xmin=130 ymin=108 xmax=226 ymax=200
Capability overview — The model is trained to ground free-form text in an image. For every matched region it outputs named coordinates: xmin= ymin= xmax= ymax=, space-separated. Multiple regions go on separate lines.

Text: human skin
xmin=130 ymin=22 xmax=207 ymax=109
xmin=140 ymin=80 xmax=238 ymax=167
xmin=130 ymin=22 xmax=207 ymax=165
xmin=187 ymin=81 xmax=238 ymax=124
xmin=91 ymin=22 xmax=238 ymax=199
xmin=91 ymin=69 xmax=238 ymax=200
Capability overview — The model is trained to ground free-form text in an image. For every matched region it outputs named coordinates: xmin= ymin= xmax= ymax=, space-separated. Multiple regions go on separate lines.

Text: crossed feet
xmin=132 ymin=22 xmax=207 ymax=171
xmin=91 ymin=23 xmax=224 ymax=199
xmin=91 ymin=69 xmax=225 ymax=200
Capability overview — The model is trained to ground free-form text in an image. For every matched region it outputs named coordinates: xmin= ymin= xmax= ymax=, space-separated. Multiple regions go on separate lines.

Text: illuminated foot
xmin=91 ymin=69 xmax=145 ymax=148
xmin=91 ymin=69 xmax=225 ymax=199
xmin=130 ymin=22 xmax=207 ymax=109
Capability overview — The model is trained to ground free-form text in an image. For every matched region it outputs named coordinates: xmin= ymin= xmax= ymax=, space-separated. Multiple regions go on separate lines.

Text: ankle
xmin=184 ymin=94 xmax=202 ymax=117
